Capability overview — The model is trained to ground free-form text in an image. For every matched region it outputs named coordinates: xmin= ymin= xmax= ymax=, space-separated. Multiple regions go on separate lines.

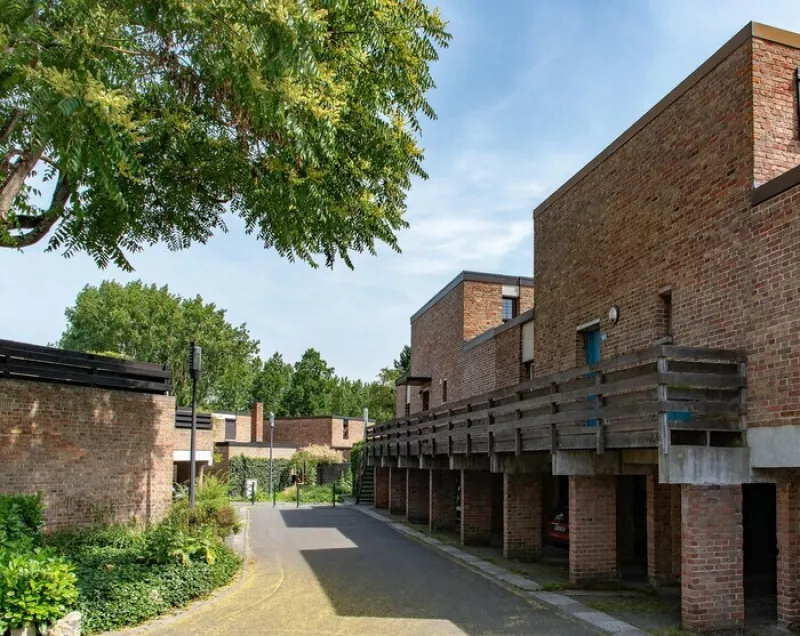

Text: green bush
xmin=0 ymin=547 xmax=78 ymax=632
xmin=275 ymin=483 xmax=346 ymax=504
xmin=166 ymin=476 xmax=241 ymax=538
xmin=0 ymin=492 xmax=44 ymax=550
xmin=228 ymin=456 xmax=292 ymax=497
xmin=350 ymin=440 xmax=364 ymax=483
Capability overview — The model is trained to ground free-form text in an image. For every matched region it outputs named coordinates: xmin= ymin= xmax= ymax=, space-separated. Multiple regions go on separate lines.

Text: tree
xmin=394 ymin=345 xmax=411 ymax=376
xmin=1 ymin=1 xmax=450 ymax=270
xmin=281 ymin=348 xmax=335 ymax=416
xmin=251 ymin=353 xmax=293 ymax=417
xmin=59 ymin=280 xmax=259 ymax=410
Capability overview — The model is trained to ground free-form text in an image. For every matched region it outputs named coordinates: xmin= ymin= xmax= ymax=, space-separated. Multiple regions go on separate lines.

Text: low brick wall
xmin=0 ymin=379 xmax=175 ymax=530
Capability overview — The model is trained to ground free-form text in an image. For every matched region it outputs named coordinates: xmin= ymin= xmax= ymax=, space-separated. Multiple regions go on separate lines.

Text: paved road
xmin=148 ymin=505 xmax=598 ymax=635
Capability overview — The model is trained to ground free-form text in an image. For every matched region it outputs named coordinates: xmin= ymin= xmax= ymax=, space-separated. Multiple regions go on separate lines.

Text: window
xmin=421 ymin=389 xmax=430 ymax=412
xmin=525 ymin=360 xmax=534 ymax=380
xmin=405 ymin=402 xmax=411 ymax=417
xmin=342 ymin=419 xmax=349 ymax=439
xmin=442 ymin=379 xmax=448 ymax=403
xmin=659 ymin=287 xmax=673 ymax=338
xmin=224 ymin=418 xmax=236 ymax=440
xmin=502 ymin=296 xmax=518 ymax=321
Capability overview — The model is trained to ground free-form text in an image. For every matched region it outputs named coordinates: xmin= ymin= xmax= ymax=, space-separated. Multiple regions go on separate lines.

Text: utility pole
xmin=268 ymin=411 xmax=275 ymax=498
xmin=188 ymin=342 xmax=202 ymax=507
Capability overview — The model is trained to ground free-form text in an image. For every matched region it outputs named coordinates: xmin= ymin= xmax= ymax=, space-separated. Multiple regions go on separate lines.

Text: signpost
xmin=268 ymin=411 xmax=275 ymax=498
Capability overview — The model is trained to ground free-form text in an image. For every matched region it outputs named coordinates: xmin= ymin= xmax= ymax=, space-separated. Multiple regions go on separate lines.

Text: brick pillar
xmin=670 ymin=484 xmax=681 ymax=581
xmin=406 ymin=468 xmax=430 ymax=524
xmin=374 ymin=467 xmax=389 ymax=509
xmin=569 ymin=475 xmax=617 ymax=584
xmin=681 ymin=485 xmax=744 ymax=632
xmin=430 ymin=470 xmax=459 ymax=532
xmin=778 ymin=482 xmax=800 ymax=630
xmin=250 ymin=402 xmax=264 ymax=442
xmin=646 ymin=476 xmax=675 ymax=586
xmin=461 ymin=470 xmax=492 ymax=546
xmin=503 ymin=473 xmax=542 ymax=561
xmin=389 ymin=467 xmax=406 ymax=515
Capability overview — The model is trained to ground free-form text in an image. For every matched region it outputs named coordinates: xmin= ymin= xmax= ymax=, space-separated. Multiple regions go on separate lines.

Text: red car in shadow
xmin=547 ymin=503 xmax=569 ymax=547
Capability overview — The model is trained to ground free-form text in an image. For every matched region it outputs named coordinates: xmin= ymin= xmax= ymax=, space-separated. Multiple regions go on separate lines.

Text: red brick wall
xmin=646 ymin=476 xmax=675 ymax=586
xmin=495 ymin=325 xmax=526 ymax=388
xmin=460 ymin=470 xmax=492 ymax=545
xmin=272 ymin=417 xmax=332 ymax=447
xmin=569 ymin=476 xmax=617 ymax=583
xmin=681 ymin=485 xmax=744 ymax=631
xmin=503 ymin=473 xmax=542 ymax=561
xmin=534 ymin=41 xmax=754 ymax=377
xmin=429 ymin=469 xmax=458 ymax=532
xmin=0 ymin=380 xmax=174 ymax=530
xmin=406 ymin=468 xmax=429 ymax=524
xmin=330 ymin=417 xmax=366 ymax=449
xmin=389 ymin=466 xmax=406 ymax=515
xmin=777 ymin=482 xmax=800 ymax=629
xmin=753 ymin=38 xmax=800 ymax=185
xmin=374 ymin=466 xmax=389 ymax=508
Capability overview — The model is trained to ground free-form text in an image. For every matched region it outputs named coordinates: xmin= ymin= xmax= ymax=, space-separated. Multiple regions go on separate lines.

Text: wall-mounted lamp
xmin=608 ymin=305 xmax=620 ymax=325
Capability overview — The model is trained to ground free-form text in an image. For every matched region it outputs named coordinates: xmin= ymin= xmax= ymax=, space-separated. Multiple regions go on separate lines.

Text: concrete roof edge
xmin=752 ymin=163 xmax=800 ymax=205
xmin=462 ymin=308 xmax=534 ymax=352
xmin=533 ymin=21 xmax=800 ymax=219
xmin=410 ymin=271 xmax=534 ymax=323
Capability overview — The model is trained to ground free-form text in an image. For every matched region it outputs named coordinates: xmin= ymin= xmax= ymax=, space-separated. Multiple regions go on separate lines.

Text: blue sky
xmin=2 ymin=1 xmax=799 ymax=381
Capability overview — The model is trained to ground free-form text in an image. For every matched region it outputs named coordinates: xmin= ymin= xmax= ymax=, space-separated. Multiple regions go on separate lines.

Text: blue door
xmin=585 ymin=329 xmax=601 ymax=427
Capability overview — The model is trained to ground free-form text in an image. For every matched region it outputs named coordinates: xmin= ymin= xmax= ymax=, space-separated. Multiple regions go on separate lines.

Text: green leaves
xmin=1 ymin=0 xmax=450 ymax=269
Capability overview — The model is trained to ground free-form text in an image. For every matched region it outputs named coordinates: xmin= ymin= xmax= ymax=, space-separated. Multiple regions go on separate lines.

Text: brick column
xmin=569 ymin=475 xmax=617 ymax=584
xmin=389 ymin=467 xmax=406 ymax=515
xmin=646 ymin=476 xmax=675 ymax=586
xmin=778 ymin=482 xmax=800 ymax=630
xmin=670 ymin=484 xmax=682 ymax=581
xmin=503 ymin=473 xmax=542 ymax=561
xmin=406 ymin=468 xmax=430 ymax=524
xmin=461 ymin=470 xmax=492 ymax=546
xmin=250 ymin=402 xmax=264 ymax=442
xmin=681 ymin=485 xmax=744 ymax=632
xmin=430 ymin=470 xmax=459 ymax=532
xmin=374 ymin=467 xmax=389 ymax=509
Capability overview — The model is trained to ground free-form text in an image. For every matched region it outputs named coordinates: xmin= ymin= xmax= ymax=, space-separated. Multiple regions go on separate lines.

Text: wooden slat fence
xmin=175 ymin=407 xmax=213 ymax=430
xmin=0 ymin=339 xmax=171 ymax=395
xmin=366 ymin=345 xmax=746 ymax=458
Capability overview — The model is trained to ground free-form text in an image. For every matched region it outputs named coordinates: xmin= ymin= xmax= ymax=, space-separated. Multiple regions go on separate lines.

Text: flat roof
xmin=410 ymin=271 xmax=534 ymax=323
xmin=533 ymin=22 xmax=800 ymax=218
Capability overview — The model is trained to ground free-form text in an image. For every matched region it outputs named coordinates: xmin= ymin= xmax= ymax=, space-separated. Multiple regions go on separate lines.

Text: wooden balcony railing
xmin=366 ymin=345 xmax=746 ymax=458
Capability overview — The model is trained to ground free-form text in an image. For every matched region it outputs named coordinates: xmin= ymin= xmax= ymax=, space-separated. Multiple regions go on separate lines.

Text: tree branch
xmin=0 ymin=147 xmax=44 ymax=221
xmin=1 ymin=109 xmax=23 ymax=146
xmin=0 ymin=174 xmax=70 ymax=248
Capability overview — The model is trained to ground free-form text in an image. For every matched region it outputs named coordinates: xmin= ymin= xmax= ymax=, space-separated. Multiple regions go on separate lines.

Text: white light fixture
xmin=608 ymin=305 xmax=620 ymax=324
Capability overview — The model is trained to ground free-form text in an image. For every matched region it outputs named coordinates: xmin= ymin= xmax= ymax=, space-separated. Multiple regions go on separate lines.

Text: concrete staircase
xmin=356 ymin=465 xmax=374 ymax=505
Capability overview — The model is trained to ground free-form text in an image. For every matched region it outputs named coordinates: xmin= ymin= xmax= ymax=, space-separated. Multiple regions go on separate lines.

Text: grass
xmin=586 ymin=596 xmax=674 ymax=616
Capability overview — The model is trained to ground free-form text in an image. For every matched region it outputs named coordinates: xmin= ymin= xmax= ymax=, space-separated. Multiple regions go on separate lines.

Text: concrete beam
xmin=420 ymin=456 xmax=450 ymax=470
xmin=552 ymin=450 xmax=657 ymax=476
xmin=658 ymin=446 xmax=751 ymax=485
xmin=397 ymin=456 xmax=417 ymax=468
xmin=380 ymin=456 xmax=398 ymax=468
xmin=449 ymin=455 xmax=490 ymax=471
xmin=748 ymin=425 xmax=800 ymax=468
xmin=491 ymin=452 xmax=550 ymax=474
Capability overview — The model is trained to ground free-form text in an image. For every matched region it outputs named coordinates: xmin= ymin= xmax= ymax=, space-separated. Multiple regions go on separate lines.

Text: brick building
xmin=395 ymin=271 xmax=534 ymax=417
xmin=366 ymin=22 xmax=800 ymax=633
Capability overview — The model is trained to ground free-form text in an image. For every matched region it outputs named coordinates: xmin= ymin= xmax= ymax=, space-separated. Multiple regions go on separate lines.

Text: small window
xmin=502 ymin=297 xmax=518 ymax=321
xmin=342 ymin=419 xmax=349 ymax=440
xmin=525 ymin=360 xmax=534 ymax=380
xmin=405 ymin=402 xmax=411 ymax=416
xmin=421 ymin=389 xmax=430 ymax=412
xmin=660 ymin=288 xmax=673 ymax=338
xmin=442 ymin=379 xmax=448 ymax=403
xmin=224 ymin=418 xmax=236 ymax=440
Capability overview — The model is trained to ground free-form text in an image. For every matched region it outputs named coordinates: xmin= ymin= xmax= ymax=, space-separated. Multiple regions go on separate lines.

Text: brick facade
xmin=389 ymin=466 xmax=406 ymax=515
xmin=503 ymin=473 xmax=542 ymax=561
xmin=429 ymin=469 xmax=458 ymax=532
xmin=460 ymin=470 xmax=492 ymax=546
xmin=777 ymin=482 xmax=800 ymax=629
xmin=569 ymin=476 xmax=617 ymax=584
xmin=681 ymin=485 xmax=744 ymax=631
xmin=271 ymin=415 xmax=366 ymax=452
xmin=374 ymin=466 xmax=389 ymax=509
xmin=0 ymin=379 xmax=174 ymax=530
xmin=406 ymin=468 xmax=429 ymax=524
xmin=250 ymin=402 xmax=264 ymax=443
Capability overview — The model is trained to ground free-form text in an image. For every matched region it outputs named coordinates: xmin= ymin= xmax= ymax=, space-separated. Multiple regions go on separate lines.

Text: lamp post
xmin=268 ymin=411 xmax=275 ymax=497
xmin=188 ymin=342 xmax=202 ymax=507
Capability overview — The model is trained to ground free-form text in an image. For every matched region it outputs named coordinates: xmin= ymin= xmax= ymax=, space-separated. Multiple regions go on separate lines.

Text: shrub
xmin=295 ymin=445 xmax=345 ymax=465
xmin=141 ymin=523 xmax=220 ymax=566
xmin=227 ymin=456 xmax=292 ymax=497
xmin=0 ymin=547 xmax=78 ymax=632
xmin=166 ymin=479 xmax=241 ymax=539
xmin=350 ymin=440 xmax=364 ymax=483
xmin=0 ymin=492 xmax=44 ymax=550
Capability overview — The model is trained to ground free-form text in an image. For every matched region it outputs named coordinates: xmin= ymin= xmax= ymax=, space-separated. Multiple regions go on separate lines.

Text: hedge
xmin=227 ymin=456 xmax=293 ymax=497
